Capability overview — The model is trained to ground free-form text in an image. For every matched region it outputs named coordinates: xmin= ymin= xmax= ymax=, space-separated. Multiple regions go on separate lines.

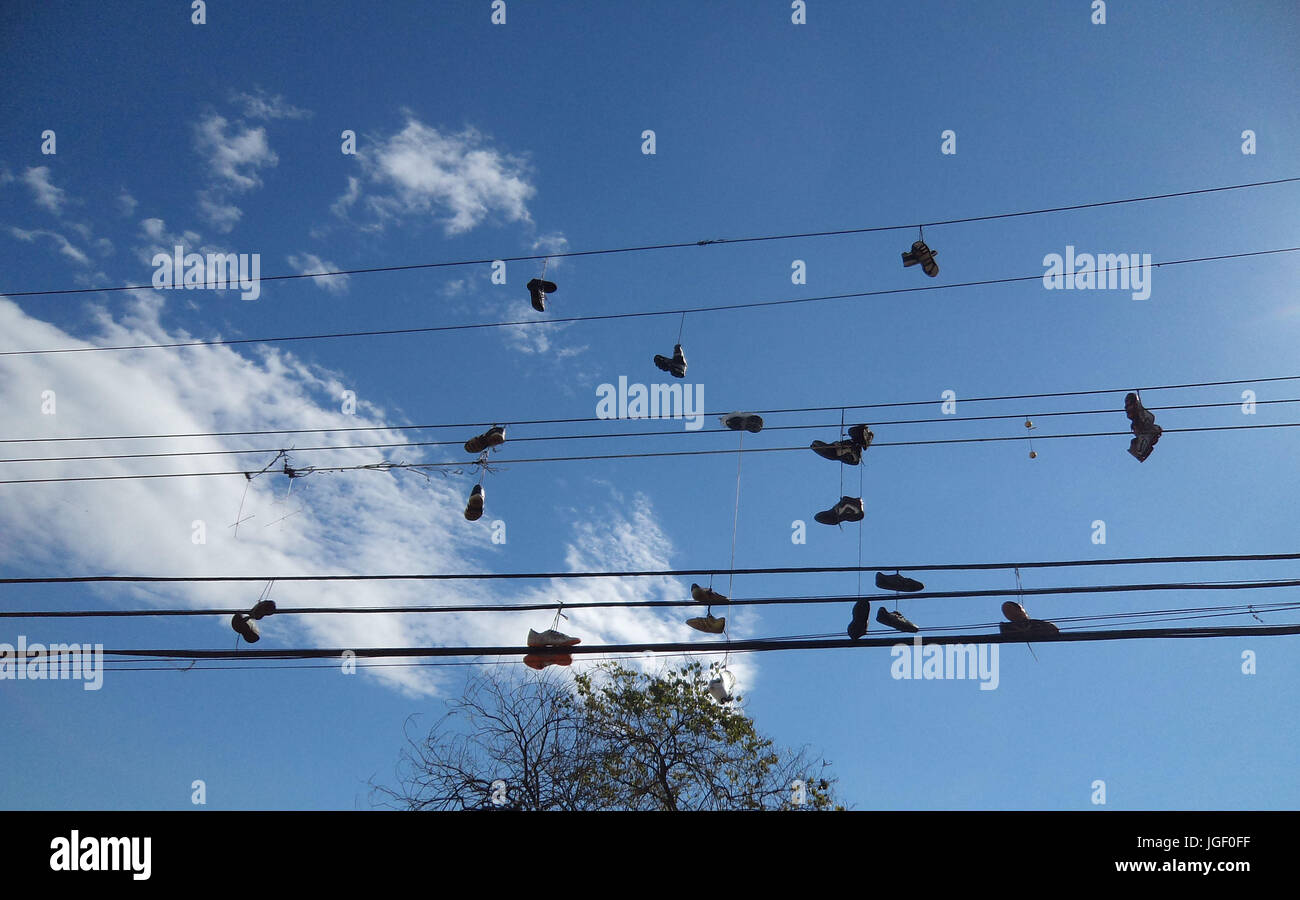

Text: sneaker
xmin=686 ymin=614 xmax=726 ymax=634
xmin=464 ymin=425 xmax=506 ymax=455
xmin=876 ymin=606 xmax=919 ymax=633
xmin=707 ymin=676 xmax=733 ymax=703
xmin=231 ymin=613 xmax=260 ymax=643
xmin=1128 ymin=429 xmax=1161 ymax=462
xmin=875 ymin=571 xmax=924 ymax=592
xmin=527 ymin=628 xmax=581 ymax=648
xmin=810 ymin=440 xmax=862 ymax=465
xmin=690 ymin=583 xmax=728 ymax=606
xmin=249 ymin=600 xmax=277 ymax=620
xmin=1001 ymin=600 xmax=1029 ymax=623
xmin=523 ymin=652 xmax=573 ymax=670
xmin=814 ymin=496 xmax=865 ymax=525
xmin=464 ymin=484 xmax=485 ymax=521
xmin=653 ymin=344 xmax=687 ymax=378
xmin=721 ymin=412 xmax=764 ymax=433
xmin=527 ymin=278 xmax=557 ymax=313
xmin=901 ymin=240 xmax=939 ymax=277
xmin=999 ymin=618 xmax=1059 ymax=640
xmin=847 ymin=599 xmax=871 ymax=640
xmin=1124 ymin=393 xmax=1158 ymax=432
xmin=847 ymin=424 xmax=874 ymax=448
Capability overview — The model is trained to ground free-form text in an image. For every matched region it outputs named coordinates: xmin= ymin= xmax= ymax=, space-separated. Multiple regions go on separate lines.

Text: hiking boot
xmin=814 ymin=496 xmax=865 ymax=525
xmin=847 ymin=599 xmax=871 ymax=640
xmin=527 ymin=628 xmax=581 ymax=648
xmin=249 ymin=600 xmax=277 ymax=620
xmin=847 ymin=424 xmax=874 ymax=448
xmin=902 ymin=240 xmax=939 ymax=277
xmin=527 ymin=278 xmax=556 ymax=313
xmin=810 ymin=440 xmax=862 ymax=465
xmin=653 ymin=344 xmax=687 ymax=378
xmin=1001 ymin=600 xmax=1030 ymax=623
xmin=875 ymin=571 xmax=924 ymax=592
xmin=690 ymin=583 xmax=728 ymax=606
xmin=232 ymin=613 xmax=260 ymax=643
xmin=721 ymin=412 xmax=764 ymax=433
xmin=876 ymin=606 xmax=919 ymax=633
xmin=464 ymin=425 xmax=506 ymax=455
xmin=464 ymin=484 xmax=485 ymax=521
xmin=686 ymin=614 xmax=726 ymax=634
xmin=523 ymin=652 xmax=573 ymax=670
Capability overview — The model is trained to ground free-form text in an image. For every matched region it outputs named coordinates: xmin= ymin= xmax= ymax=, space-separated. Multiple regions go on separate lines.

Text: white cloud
xmin=7 ymin=226 xmax=89 ymax=265
xmin=0 ymin=297 xmax=726 ymax=697
xmin=193 ymin=113 xmax=278 ymax=192
xmin=330 ymin=175 xmax=361 ymax=218
xmin=232 ymin=88 xmax=312 ymax=121
xmin=22 ymin=166 xmax=69 ymax=214
xmin=116 ymin=190 xmax=138 ymax=217
xmin=197 ymin=190 xmax=243 ymax=233
xmin=287 ymin=252 xmax=349 ymax=294
xmin=351 ymin=118 xmax=535 ymax=235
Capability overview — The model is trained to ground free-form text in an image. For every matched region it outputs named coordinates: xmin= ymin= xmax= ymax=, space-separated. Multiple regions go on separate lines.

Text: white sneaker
xmin=527 ymin=628 xmax=581 ymax=648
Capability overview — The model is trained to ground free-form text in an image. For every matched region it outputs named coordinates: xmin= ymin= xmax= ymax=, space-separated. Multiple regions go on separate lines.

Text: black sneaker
xmin=901 ymin=240 xmax=939 ymax=277
xmin=464 ymin=484 xmax=485 ymax=521
xmin=814 ymin=496 xmax=865 ymax=525
xmin=231 ymin=613 xmax=261 ymax=643
xmin=721 ymin=412 xmax=764 ymax=433
xmin=876 ymin=606 xmax=919 ymax=633
xmin=1001 ymin=600 xmax=1029 ymax=623
xmin=999 ymin=618 xmax=1059 ymax=639
xmin=810 ymin=440 xmax=861 ymax=465
xmin=875 ymin=571 xmax=924 ymax=592
xmin=847 ymin=599 xmax=871 ymax=640
xmin=527 ymin=278 xmax=556 ymax=313
xmin=653 ymin=344 xmax=687 ymax=379
xmin=249 ymin=600 xmax=277 ymax=620
xmin=1128 ymin=429 xmax=1161 ymax=462
xmin=847 ymin=424 xmax=874 ymax=449
xmin=464 ymin=425 xmax=506 ymax=455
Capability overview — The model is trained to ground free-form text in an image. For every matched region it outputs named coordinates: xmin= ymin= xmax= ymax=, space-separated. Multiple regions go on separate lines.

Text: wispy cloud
xmin=21 ymin=166 xmax=69 ymax=214
xmin=232 ymin=88 xmax=312 ymax=121
xmin=7 ymin=226 xmax=89 ymax=265
xmin=287 ymin=252 xmax=349 ymax=294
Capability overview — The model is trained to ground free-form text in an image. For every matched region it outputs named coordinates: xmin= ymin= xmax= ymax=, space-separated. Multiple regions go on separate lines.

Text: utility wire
xmin=8 ymin=551 xmax=1300 ymax=585
xmin=5 ymin=372 xmax=1294 ymax=446
xmin=4 ymin=176 xmax=1294 ymax=300
xmin=3 ymin=246 xmax=1296 ymax=357
xmin=3 ymin=419 xmax=1298 ymax=485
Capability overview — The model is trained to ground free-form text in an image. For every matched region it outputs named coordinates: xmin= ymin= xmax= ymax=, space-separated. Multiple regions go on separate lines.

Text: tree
xmin=372 ymin=661 xmax=841 ymax=811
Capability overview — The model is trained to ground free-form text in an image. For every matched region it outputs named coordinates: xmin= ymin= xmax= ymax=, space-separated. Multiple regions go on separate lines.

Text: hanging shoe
xmin=653 ymin=344 xmax=687 ymax=378
xmin=810 ymin=440 xmax=862 ymax=465
xmin=1128 ymin=431 xmax=1161 ymax=463
xmin=721 ymin=412 xmax=764 ymax=433
xmin=249 ymin=600 xmax=277 ymax=620
xmin=707 ymin=676 xmax=733 ymax=703
xmin=999 ymin=618 xmax=1059 ymax=639
xmin=1124 ymin=393 xmax=1162 ymax=462
xmin=464 ymin=425 xmax=506 ymax=455
xmin=876 ymin=606 xmax=919 ymax=634
xmin=875 ymin=571 xmax=924 ymax=592
xmin=464 ymin=484 xmax=485 ymax=521
xmin=901 ymin=240 xmax=939 ymax=277
xmin=1001 ymin=600 xmax=1030 ymax=623
xmin=526 ymin=278 xmax=557 ymax=313
xmin=814 ymin=496 xmax=865 ymax=525
xmin=231 ymin=613 xmax=260 ymax=643
xmin=847 ymin=424 xmax=874 ymax=449
xmin=690 ymin=583 xmax=728 ymax=606
xmin=524 ymin=652 xmax=573 ymax=670
xmin=527 ymin=628 xmax=581 ymax=647
xmin=686 ymin=614 xmax=726 ymax=634
xmin=847 ymin=599 xmax=871 ymax=640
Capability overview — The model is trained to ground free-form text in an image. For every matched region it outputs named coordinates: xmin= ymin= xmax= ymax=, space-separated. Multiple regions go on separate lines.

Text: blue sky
xmin=1 ymin=0 xmax=1298 ymax=810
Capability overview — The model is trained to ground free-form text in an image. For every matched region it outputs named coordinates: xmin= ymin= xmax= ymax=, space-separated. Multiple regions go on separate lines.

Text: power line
xmin=3 ymin=419 xmax=1297 ymax=485
xmin=4 ymin=396 xmax=1295 ymax=466
xmin=4 ymin=246 xmax=1296 ymax=357
xmin=4 ymin=176 xmax=1295 ymax=300
xmin=7 ymin=550 xmax=1300 ymax=585
xmin=6 ymin=372 xmax=1294 ymax=445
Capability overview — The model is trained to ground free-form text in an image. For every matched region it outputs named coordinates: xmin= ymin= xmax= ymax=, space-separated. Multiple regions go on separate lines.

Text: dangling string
xmin=727 ymin=431 xmax=743 ymax=600
xmin=676 ymin=311 xmax=686 ymax=345
xmin=1015 ymin=567 xmax=1039 ymax=662
xmin=856 ymin=463 xmax=864 ymax=597
xmin=540 ymin=257 xmax=549 ymax=281
xmin=550 ymin=599 xmax=566 ymax=632
xmin=475 ymin=451 xmax=488 ymax=486
xmin=839 ymin=408 xmax=846 ymax=498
